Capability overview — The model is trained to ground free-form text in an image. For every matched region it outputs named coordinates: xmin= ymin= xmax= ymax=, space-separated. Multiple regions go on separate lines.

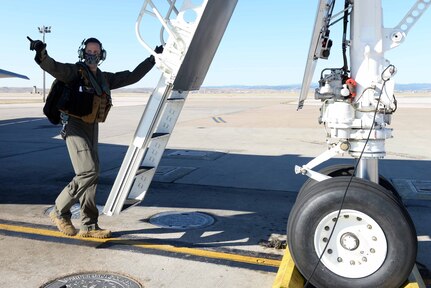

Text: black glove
xmin=27 ymin=36 xmax=46 ymax=52
xmin=149 ymin=45 xmax=164 ymax=64
xmin=154 ymin=45 xmax=164 ymax=54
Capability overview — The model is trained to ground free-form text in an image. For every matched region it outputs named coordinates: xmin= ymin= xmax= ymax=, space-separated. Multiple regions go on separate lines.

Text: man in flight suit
xmin=29 ymin=37 xmax=163 ymax=238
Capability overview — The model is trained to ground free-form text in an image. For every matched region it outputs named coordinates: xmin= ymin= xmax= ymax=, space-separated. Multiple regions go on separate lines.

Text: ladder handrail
xmin=160 ymin=0 xmax=180 ymax=44
xmin=135 ymin=0 xmax=184 ymax=70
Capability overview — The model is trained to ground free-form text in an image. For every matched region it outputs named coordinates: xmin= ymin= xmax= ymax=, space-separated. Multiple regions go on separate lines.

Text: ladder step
xmin=116 ymin=167 xmax=157 ymax=213
xmin=151 ymin=132 xmax=170 ymax=139
xmin=136 ymin=166 xmax=155 ymax=174
xmin=167 ymin=97 xmax=186 ymax=102
xmin=127 ymin=166 xmax=157 ymax=202
xmin=122 ymin=198 xmax=141 ymax=211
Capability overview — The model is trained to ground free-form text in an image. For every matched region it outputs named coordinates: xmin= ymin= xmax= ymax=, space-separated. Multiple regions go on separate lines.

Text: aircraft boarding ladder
xmin=104 ymin=0 xmax=237 ymax=216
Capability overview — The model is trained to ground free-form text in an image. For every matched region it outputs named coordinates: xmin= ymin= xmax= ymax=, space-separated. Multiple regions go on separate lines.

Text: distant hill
xmin=203 ymin=84 xmax=304 ymax=91
xmin=393 ymin=83 xmax=431 ymax=91
xmin=0 ymin=87 xmax=36 ymax=93
xmin=1 ymin=83 xmax=431 ymax=93
xmin=205 ymin=83 xmax=431 ymax=92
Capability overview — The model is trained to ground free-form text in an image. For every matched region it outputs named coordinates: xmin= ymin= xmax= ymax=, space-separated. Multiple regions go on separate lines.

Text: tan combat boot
xmin=78 ymin=226 xmax=112 ymax=239
xmin=49 ymin=210 xmax=78 ymax=236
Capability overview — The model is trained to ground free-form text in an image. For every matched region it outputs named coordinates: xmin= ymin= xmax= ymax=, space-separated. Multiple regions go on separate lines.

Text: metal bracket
xmin=384 ymin=0 xmax=431 ymax=50
xmin=295 ymin=141 xmax=348 ymax=181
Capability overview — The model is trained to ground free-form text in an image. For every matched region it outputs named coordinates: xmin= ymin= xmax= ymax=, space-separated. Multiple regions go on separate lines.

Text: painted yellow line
xmin=0 ymin=223 xmax=72 ymax=239
xmin=0 ymin=223 xmax=281 ymax=268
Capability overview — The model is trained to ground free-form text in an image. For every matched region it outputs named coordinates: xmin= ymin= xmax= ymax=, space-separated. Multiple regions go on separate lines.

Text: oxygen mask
xmin=84 ymin=53 xmax=100 ymax=65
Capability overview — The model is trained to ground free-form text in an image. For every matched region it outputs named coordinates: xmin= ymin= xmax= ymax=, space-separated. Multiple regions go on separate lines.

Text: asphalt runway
xmin=0 ymin=92 xmax=430 ymax=287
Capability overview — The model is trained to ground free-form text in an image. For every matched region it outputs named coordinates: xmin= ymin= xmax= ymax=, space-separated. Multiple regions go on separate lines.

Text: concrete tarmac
xmin=0 ymin=91 xmax=430 ymax=287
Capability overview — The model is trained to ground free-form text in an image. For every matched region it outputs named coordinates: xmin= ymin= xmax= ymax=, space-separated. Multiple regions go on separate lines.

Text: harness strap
xmin=60 ymin=112 xmax=69 ymax=140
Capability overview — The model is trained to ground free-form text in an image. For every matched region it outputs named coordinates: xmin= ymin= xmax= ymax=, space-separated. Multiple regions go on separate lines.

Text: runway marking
xmin=212 ymin=116 xmax=226 ymax=123
xmin=0 ymin=222 xmax=281 ymax=268
xmin=0 ymin=118 xmax=43 ymax=126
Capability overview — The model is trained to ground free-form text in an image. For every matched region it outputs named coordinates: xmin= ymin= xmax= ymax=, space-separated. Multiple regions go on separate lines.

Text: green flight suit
xmin=36 ymin=49 xmax=155 ymax=230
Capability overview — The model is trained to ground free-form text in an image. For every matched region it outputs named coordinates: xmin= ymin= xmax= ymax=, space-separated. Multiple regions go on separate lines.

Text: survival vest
xmin=43 ymin=62 xmax=112 ymax=125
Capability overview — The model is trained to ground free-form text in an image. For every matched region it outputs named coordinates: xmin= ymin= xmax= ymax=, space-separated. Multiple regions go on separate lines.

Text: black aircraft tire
xmin=297 ymin=164 xmax=401 ymax=203
xmin=287 ymin=177 xmax=417 ymax=288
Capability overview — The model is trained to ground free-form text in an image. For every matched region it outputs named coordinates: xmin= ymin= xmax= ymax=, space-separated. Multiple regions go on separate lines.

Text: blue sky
xmin=1 ymin=0 xmax=430 ymax=88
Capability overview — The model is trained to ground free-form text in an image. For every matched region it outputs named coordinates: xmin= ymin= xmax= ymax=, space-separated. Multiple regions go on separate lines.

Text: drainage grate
xmin=154 ymin=166 xmax=196 ymax=182
xmin=41 ymin=272 xmax=142 ymax=288
xmin=165 ymin=149 xmax=224 ymax=160
xmin=44 ymin=204 xmax=104 ymax=220
xmin=149 ymin=211 xmax=215 ymax=230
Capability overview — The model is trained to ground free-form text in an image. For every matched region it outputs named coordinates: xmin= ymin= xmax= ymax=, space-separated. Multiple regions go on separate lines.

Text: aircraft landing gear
xmin=287 ymin=177 xmax=417 ymax=288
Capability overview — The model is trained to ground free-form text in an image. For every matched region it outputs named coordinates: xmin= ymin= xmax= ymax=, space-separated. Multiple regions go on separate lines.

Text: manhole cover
xmin=149 ymin=211 xmax=215 ymax=229
xmin=41 ymin=272 xmax=142 ymax=288
xmin=45 ymin=204 xmax=104 ymax=220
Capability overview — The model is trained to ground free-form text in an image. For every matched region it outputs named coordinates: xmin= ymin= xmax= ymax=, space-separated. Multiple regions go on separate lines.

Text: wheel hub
xmin=314 ymin=209 xmax=387 ymax=278
xmin=340 ymin=232 xmax=359 ymax=251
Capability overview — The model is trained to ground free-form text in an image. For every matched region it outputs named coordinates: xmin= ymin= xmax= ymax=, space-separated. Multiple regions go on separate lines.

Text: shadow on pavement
xmin=1 ymin=117 xmax=430 ymax=255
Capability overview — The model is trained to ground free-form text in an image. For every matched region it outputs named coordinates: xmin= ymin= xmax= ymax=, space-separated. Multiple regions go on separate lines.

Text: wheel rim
xmin=314 ymin=209 xmax=388 ymax=278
